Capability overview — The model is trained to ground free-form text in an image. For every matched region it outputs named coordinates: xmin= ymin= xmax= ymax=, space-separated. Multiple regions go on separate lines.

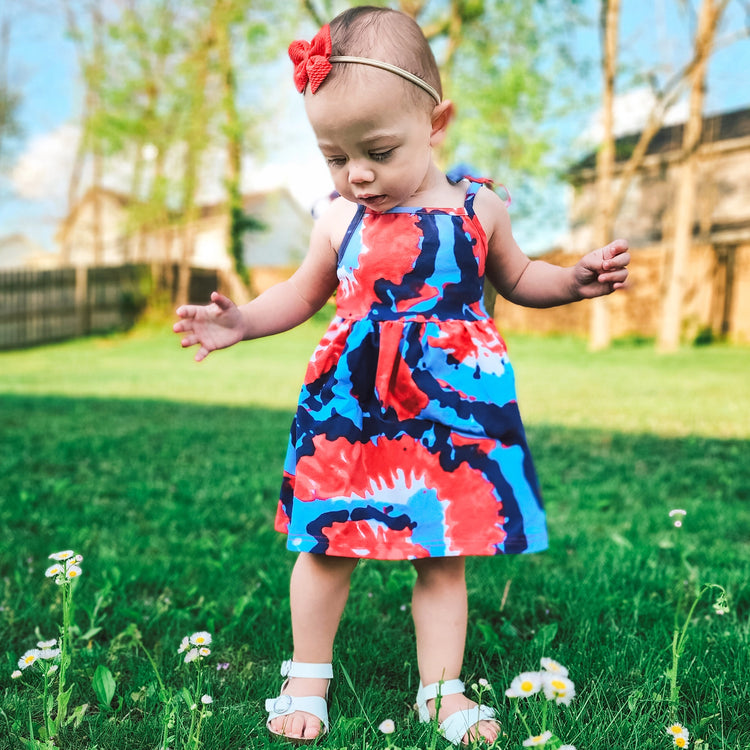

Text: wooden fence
xmin=0 ymin=265 xmax=219 ymax=350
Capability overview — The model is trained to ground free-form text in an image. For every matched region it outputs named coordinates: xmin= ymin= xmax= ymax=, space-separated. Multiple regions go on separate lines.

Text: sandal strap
xmin=265 ymin=694 xmax=330 ymax=733
xmin=417 ymin=679 xmax=466 ymax=705
xmin=440 ymin=704 xmax=496 ymax=746
xmin=415 ymin=679 xmax=465 ymax=722
xmin=280 ymin=659 xmax=333 ymax=680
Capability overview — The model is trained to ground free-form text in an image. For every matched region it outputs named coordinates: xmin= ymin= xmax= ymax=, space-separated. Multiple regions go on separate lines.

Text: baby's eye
xmin=326 ymin=156 xmax=346 ymax=168
xmin=370 ymin=149 xmax=394 ymax=162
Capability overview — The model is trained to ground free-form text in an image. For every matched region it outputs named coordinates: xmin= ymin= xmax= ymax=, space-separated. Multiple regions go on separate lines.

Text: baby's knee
xmin=412 ymin=556 xmax=466 ymax=586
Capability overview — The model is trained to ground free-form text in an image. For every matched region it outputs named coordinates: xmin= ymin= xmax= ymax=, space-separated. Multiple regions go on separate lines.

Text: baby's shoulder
xmin=471 ymin=183 xmax=511 ymax=240
xmin=314 ymin=197 xmax=360 ymax=252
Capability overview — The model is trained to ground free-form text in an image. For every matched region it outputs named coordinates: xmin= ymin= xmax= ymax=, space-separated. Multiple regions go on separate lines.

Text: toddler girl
xmin=174 ymin=6 xmax=629 ymax=745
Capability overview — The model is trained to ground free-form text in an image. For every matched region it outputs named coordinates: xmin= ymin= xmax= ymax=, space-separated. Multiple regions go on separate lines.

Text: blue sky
xmin=1 ymin=1 xmax=748 ymax=256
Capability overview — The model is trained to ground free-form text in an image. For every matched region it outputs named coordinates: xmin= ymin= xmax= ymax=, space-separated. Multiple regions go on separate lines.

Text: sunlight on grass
xmin=1 ymin=314 xmax=748 ymax=438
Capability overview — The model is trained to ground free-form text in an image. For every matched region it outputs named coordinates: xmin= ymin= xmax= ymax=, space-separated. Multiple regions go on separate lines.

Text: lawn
xmin=1 ymin=314 xmax=748 ymax=749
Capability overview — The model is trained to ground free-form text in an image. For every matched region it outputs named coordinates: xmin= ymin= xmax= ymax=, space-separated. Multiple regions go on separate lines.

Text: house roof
xmin=570 ymin=105 xmax=750 ymax=175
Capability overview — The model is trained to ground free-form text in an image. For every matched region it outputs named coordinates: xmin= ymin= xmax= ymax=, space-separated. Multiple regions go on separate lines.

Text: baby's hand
xmin=173 ymin=291 xmax=245 ymax=362
xmin=574 ymin=239 xmax=630 ymax=299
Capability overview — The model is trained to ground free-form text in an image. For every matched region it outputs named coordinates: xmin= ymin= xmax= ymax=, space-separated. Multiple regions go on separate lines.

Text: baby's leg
xmin=269 ymin=551 xmax=358 ymax=740
xmin=411 ymin=557 xmax=499 ymax=745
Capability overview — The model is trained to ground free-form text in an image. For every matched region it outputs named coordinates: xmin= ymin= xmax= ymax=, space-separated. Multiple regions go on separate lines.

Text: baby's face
xmin=305 ymin=68 xmax=442 ymax=212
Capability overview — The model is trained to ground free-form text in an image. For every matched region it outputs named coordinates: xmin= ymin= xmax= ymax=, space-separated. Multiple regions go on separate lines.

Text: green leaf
xmin=92 ymin=665 xmax=116 ymax=707
xmin=532 ymin=622 xmax=559 ymax=650
xmin=56 ymin=684 xmax=74 ymax=727
xmin=181 ymin=687 xmax=195 ymax=708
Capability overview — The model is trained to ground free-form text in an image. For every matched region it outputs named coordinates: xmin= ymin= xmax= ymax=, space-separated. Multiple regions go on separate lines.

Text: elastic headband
xmin=328 ymin=56 xmax=441 ymax=105
xmin=289 ymin=24 xmax=441 ymax=105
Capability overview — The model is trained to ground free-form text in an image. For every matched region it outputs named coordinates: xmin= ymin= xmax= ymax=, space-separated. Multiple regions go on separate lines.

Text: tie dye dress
xmin=275 ymin=180 xmax=547 ymax=559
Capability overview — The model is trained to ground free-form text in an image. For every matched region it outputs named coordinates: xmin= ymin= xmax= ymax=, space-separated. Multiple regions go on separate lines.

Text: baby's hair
xmin=328 ymin=6 xmax=442 ymax=109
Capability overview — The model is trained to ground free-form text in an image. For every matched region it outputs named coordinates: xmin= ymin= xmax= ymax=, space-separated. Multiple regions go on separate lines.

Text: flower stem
xmin=669 ymin=583 xmax=724 ymax=718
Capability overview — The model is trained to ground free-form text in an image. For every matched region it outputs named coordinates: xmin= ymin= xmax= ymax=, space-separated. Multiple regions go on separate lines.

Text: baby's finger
xmin=602 ymin=249 xmax=630 ymax=272
xmin=175 ymin=304 xmax=197 ymax=320
xmin=180 ymin=334 xmax=200 ymax=348
xmin=210 ymin=291 xmax=233 ymax=310
xmin=603 ymin=239 xmax=629 ymax=260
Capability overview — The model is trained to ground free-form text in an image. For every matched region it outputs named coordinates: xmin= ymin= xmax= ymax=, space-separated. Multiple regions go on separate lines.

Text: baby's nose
xmin=348 ymin=162 xmax=375 ymax=184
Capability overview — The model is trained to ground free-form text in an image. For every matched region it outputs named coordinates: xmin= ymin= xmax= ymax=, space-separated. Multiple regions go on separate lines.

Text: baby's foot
xmin=430 ymin=692 xmax=501 ymax=746
xmin=268 ymin=676 xmax=330 ymax=741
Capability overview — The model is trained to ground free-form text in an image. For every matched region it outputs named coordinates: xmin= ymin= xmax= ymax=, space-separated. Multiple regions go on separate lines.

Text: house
xmin=493 ymin=106 xmax=750 ymax=343
xmin=55 ymin=185 xmax=313 ymax=293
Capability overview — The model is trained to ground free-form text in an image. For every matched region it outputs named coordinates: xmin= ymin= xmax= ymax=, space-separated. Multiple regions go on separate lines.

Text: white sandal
xmin=265 ymin=659 xmax=333 ymax=742
xmin=416 ymin=679 xmax=497 ymax=746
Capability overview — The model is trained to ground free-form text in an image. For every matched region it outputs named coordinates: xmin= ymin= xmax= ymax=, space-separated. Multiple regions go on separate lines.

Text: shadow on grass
xmin=2 ymin=394 xmax=749 ymax=748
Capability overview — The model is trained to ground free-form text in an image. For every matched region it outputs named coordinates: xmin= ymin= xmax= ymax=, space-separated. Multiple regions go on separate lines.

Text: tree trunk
xmin=657 ymin=0 xmax=725 ymax=352
xmin=589 ymin=0 xmax=619 ymax=350
xmin=215 ymin=0 xmax=249 ymax=304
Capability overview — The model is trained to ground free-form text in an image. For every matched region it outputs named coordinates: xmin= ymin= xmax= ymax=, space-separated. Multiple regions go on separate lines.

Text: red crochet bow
xmin=288 ymin=24 xmax=332 ymax=94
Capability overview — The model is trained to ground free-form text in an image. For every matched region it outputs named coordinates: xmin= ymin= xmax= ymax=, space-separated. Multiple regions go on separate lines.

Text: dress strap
xmin=337 ymin=204 xmax=366 ymax=265
xmin=462 ymin=176 xmax=511 ymax=217
xmin=463 ymin=177 xmax=488 ymax=218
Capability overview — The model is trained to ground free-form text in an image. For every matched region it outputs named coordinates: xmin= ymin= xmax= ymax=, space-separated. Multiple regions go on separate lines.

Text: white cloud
xmin=10 ymin=123 xmax=81 ymax=201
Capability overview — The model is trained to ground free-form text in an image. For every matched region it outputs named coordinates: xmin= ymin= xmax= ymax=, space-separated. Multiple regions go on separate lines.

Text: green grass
xmin=1 ymin=314 xmax=748 ymax=749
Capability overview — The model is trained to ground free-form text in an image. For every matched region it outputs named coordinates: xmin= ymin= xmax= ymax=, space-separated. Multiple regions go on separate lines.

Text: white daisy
xmin=201 ymin=695 xmax=213 ymax=705
xmin=49 ymin=550 xmax=75 ymax=561
xmin=45 ymin=564 xmax=63 ymax=578
xmin=540 ymin=657 xmax=569 ymax=677
xmin=18 ymin=649 xmax=41 ymax=670
xmin=37 ymin=639 xmax=57 ymax=649
xmin=523 ymin=731 xmax=553 ymax=746
xmin=505 ymin=671 xmax=543 ymax=698
xmin=11 ymin=670 xmax=22 ymax=679
xmin=199 ymin=647 xmax=211 ymax=657
xmin=39 ymin=648 xmax=61 ymax=660
xmin=541 ymin=673 xmax=576 ymax=705
xmin=667 ymin=723 xmax=689 ymax=748
xmin=65 ymin=564 xmax=83 ymax=580
xmin=177 ymin=636 xmax=190 ymax=654
xmin=559 ymin=745 xmax=577 ymax=750
xmin=666 ymin=723 xmax=689 ymax=739
xmin=184 ymin=648 xmax=199 ymax=663
xmin=189 ymin=631 xmax=212 ymax=647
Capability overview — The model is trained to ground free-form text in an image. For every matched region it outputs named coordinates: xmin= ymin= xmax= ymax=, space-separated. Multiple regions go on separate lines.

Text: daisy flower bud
xmin=378 ymin=719 xmax=395 ymax=734
xmin=201 ymin=695 xmax=213 ymax=705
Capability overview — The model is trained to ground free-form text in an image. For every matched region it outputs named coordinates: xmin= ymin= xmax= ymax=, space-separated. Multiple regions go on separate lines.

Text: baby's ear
xmin=430 ymin=100 xmax=454 ymax=146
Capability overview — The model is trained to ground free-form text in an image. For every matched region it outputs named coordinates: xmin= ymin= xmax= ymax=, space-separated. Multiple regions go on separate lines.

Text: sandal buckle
xmin=272 ymin=694 xmax=293 ymax=714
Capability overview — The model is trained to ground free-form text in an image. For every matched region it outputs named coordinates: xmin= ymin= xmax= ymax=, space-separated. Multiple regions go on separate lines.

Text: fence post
xmin=75 ymin=265 xmax=90 ymax=336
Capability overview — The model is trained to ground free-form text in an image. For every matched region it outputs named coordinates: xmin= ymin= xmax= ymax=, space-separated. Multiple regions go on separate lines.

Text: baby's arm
xmin=477 ymin=188 xmax=629 ymax=308
xmin=174 ymin=202 xmax=347 ymax=361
